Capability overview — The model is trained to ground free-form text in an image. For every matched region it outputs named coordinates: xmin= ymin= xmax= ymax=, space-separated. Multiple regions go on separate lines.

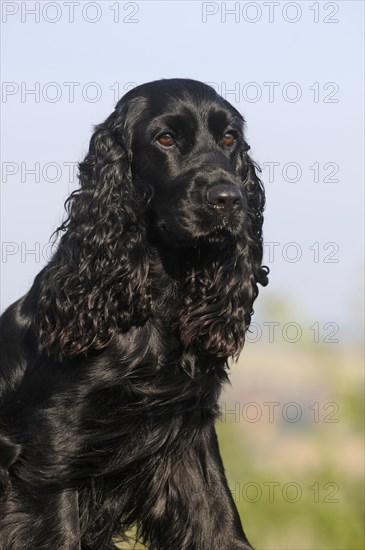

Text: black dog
xmin=0 ymin=79 xmax=268 ymax=549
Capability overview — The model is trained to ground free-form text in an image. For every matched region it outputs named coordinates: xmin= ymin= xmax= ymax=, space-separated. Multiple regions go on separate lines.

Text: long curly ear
xmin=180 ymin=146 xmax=268 ymax=361
xmin=237 ymin=146 xmax=269 ymax=329
xmin=35 ymin=106 xmax=151 ymax=361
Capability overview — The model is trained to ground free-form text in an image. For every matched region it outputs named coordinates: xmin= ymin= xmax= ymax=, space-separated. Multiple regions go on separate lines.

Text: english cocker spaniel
xmin=0 ymin=79 xmax=268 ymax=550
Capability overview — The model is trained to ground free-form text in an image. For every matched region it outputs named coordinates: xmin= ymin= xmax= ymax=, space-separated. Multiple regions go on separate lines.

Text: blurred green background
xmin=216 ymin=346 xmax=364 ymax=549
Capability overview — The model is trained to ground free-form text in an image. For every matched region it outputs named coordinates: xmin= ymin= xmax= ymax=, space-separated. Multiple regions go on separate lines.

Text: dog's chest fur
xmin=10 ymin=321 xmax=226 ymax=489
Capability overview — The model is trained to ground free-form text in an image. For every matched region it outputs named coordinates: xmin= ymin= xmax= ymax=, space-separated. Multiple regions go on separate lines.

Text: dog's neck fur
xmin=146 ymin=237 xmax=246 ymax=361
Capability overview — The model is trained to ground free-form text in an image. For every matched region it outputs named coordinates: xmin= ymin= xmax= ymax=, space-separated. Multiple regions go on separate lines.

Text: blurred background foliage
xmin=217 ymin=346 xmax=364 ymax=549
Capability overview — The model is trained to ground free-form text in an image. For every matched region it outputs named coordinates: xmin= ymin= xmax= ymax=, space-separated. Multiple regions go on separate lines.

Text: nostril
xmin=207 ymin=184 xmax=243 ymax=211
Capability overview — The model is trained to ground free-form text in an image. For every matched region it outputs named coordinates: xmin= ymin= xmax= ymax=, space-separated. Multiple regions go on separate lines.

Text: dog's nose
xmin=207 ymin=184 xmax=243 ymax=212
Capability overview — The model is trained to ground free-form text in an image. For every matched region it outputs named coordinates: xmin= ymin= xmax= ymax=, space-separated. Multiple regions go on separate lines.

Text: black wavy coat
xmin=0 ymin=79 xmax=268 ymax=550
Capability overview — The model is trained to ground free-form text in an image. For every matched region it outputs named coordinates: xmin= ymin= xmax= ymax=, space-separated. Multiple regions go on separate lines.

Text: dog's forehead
xmin=125 ymin=78 xmax=219 ymax=105
xmin=123 ymin=79 xmax=239 ymax=117
xmin=140 ymin=94 xmax=242 ymax=135
xmin=146 ymin=99 xmax=231 ymax=127
xmin=147 ymin=89 xmax=237 ymax=119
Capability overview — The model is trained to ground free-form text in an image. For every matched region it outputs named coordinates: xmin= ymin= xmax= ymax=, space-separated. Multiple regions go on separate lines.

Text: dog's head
xmin=122 ymin=79 xmax=251 ymax=247
xmin=35 ymin=79 xmax=268 ymax=361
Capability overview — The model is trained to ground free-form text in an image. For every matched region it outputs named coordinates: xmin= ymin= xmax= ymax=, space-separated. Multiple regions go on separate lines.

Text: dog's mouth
xmin=208 ymin=216 xmax=235 ymax=232
xmin=202 ymin=208 xmax=245 ymax=239
xmin=202 ymin=226 xmax=240 ymax=249
xmin=156 ymin=218 xmax=241 ymax=250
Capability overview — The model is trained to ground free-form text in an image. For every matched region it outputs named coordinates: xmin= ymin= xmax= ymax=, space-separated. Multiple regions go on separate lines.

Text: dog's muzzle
xmin=206 ymin=184 xmax=243 ymax=213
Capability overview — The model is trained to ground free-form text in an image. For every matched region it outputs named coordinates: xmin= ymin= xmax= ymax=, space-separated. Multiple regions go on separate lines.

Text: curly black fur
xmin=0 ymin=79 xmax=268 ymax=549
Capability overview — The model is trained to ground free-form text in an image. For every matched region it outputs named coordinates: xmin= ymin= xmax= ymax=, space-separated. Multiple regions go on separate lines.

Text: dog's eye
xmin=223 ymin=132 xmax=236 ymax=146
xmin=157 ymin=133 xmax=176 ymax=147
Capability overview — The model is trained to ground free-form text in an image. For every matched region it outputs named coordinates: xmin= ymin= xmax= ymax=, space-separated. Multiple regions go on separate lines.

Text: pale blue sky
xmin=1 ymin=0 xmax=364 ymax=343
